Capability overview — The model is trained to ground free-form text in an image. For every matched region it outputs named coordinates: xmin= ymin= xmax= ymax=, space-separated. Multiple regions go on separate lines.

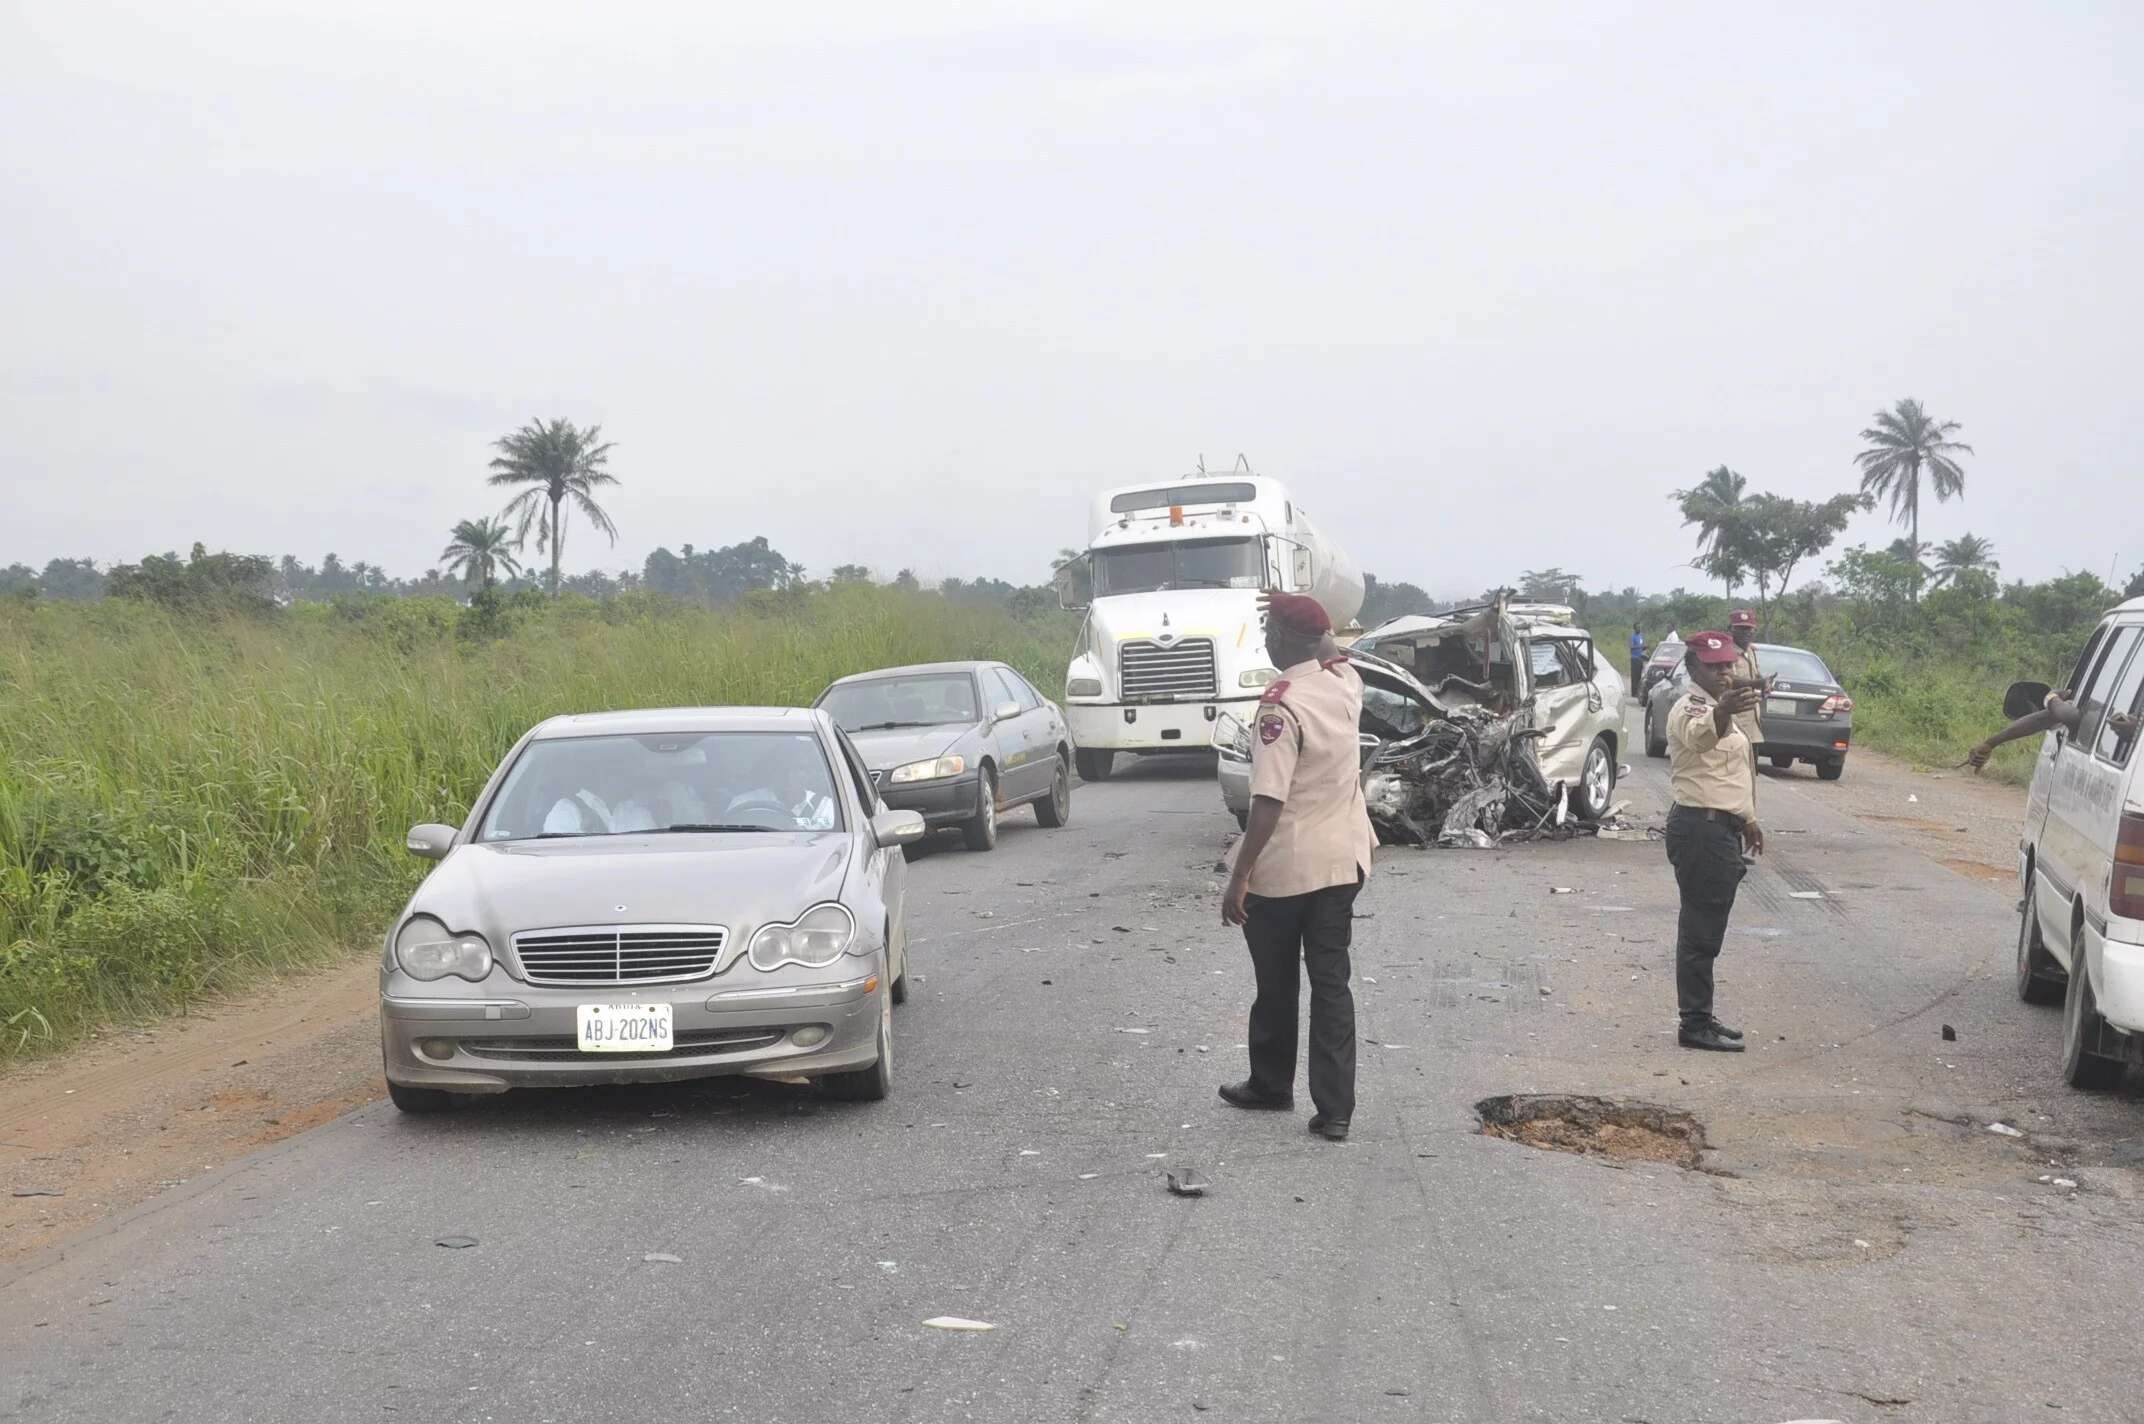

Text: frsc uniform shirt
xmin=1667 ymin=687 xmax=1757 ymax=823
xmin=1248 ymin=656 xmax=1377 ymax=897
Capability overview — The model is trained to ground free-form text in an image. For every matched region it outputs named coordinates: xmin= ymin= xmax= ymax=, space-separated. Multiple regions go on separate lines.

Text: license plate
xmin=1764 ymin=696 xmax=1799 ymax=717
xmin=577 ymin=1003 xmax=674 ymax=1053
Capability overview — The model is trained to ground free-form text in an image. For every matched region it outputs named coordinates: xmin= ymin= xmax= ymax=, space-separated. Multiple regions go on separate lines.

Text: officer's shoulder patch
xmin=1259 ymin=679 xmax=1292 ymax=705
xmin=1258 ymin=712 xmax=1289 ymax=745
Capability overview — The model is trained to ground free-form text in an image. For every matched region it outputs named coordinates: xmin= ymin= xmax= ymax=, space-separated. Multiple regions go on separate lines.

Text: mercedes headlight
xmin=394 ymin=916 xmax=492 ymax=982
xmin=748 ymin=904 xmax=857 ymax=970
xmin=889 ymin=755 xmax=965 ymax=784
xmin=1066 ymin=677 xmax=1103 ymax=698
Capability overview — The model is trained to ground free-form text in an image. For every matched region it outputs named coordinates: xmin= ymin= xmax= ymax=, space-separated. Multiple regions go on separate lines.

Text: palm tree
xmin=441 ymin=516 xmax=525 ymax=591
xmin=1854 ymin=399 xmax=1971 ymax=601
xmin=487 ymin=418 xmax=620 ymax=595
xmin=1669 ymin=466 xmax=1747 ymax=595
xmin=1931 ymin=533 xmax=1998 ymax=588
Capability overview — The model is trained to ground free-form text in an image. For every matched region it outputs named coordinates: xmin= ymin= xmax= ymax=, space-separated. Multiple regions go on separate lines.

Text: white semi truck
xmin=1061 ymin=466 xmax=1363 ymax=781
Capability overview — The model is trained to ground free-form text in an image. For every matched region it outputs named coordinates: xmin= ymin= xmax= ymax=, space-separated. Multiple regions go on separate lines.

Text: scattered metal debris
xmin=642 ymin=1252 xmax=683 ymax=1264
xmin=1165 ymin=1168 xmax=1209 ymax=1198
xmin=1986 ymin=1122 xmax=2025 ymax=1138
xmin=923 ymin=1316 xmax=996 ymax=1332
xmin=11 ymin=1188 xmax=63 ymax=1198
xmin=434 ymin=1234 xmax=479 ymax=1249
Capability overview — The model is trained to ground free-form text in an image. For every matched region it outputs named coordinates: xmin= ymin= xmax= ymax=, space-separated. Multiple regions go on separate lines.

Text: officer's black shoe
xmin=1307 ymin=1115 xmax=1350 ymax=1142
xmin=1218 ymin=1080 xmax=1294 ymax=1111
xmin=1708 ymin=1016 xmax=1744 ymax=1040
xmin=1678 ymin=1021 xmax=1746 ymax=1052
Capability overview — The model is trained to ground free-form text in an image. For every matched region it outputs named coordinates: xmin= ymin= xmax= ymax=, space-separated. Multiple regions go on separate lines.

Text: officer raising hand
xmin=1219 ymin=592 xmax=1376 ymax=1142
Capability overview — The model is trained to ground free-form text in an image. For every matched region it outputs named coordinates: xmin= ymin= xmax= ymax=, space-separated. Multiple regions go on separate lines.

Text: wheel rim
xmin=1585 ymin=746 xmax=1610 ymax=808
xmin=1053 ymin=765 xmax=1069 ymax=816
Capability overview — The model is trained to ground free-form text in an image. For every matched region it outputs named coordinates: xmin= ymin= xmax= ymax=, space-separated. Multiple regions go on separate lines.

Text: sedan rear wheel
xmin=1035 ymin=757 xmax=1071 ymax=828
xmin=1644 ymin=705 xmax=1668 ymax=758
xmin=822 ymin=992 xmax=892 ymax=1101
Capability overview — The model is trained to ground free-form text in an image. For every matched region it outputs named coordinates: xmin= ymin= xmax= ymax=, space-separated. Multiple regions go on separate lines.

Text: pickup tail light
xmin=2114 ymin=813 xmax=2144 ymax=922
xmin=1818 ymin=693 xmax=1855 ymax=716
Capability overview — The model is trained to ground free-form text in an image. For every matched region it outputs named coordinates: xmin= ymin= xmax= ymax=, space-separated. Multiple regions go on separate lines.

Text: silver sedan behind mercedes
xmin=379 ymin=707 xmax=926 ymax=1112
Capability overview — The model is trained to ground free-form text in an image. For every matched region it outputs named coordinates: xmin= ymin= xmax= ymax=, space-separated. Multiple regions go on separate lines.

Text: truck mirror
xmin=2003 ymin=680 xmax=2051 ymax=719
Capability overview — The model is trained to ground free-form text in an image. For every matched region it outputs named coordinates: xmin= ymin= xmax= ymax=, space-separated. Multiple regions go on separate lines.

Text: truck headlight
xmin=1238 ymin=668 xmax=1277 ymax=688
xmin=748 ymin=904 xmax=857 ymax=970
xmin=889 ymin=755 xmax=965 ymax=784
xmin=394 ymin=916 xmax=492 ymax=982
xmin=1066 ymin=677 xmax=1104 ymax=698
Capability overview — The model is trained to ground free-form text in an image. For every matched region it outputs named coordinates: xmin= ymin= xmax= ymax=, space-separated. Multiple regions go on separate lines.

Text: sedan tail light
xmin=2113 ymin=813 xmax=2144 ymax=922
xmin=1818 ymin=693 xmax=1855 ymax=716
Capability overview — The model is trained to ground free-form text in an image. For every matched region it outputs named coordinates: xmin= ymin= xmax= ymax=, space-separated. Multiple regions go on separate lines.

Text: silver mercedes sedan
xmin=379 ymin=707 xmax=926 ymax=1113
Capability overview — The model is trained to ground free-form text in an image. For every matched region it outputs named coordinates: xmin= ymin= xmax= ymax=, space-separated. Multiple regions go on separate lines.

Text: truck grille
xmin=1119 ymin=638 xmax=1218 ymax=700
xmin=512 ymin=925 xmax=729 ymax=985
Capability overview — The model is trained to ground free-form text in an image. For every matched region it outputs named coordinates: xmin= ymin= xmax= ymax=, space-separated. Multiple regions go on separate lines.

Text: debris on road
xmin=1789 ymin=890 xmax=1825 ymax=900
xmin=923 ymin=1316 xmax=996 ymax=1332
xmin=642 ymin=1252 xmax=683 ymax=1264
xmin=1165 ymin=1168 xmax=1209 ymax=1197
xmin=11 ymin=1188 xmax=63 ymax=1198
xmin=1941 ymin=1024 xmax=1957 ymax=1042
xmin=1986 ymin=1122 xmax=2025 ymax=1138
xmin=434 ymin=1234 xmax=479 ymax=1249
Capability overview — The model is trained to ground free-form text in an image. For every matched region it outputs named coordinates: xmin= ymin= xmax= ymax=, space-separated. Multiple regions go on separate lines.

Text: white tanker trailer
xmin=1061 ymin=465 xmax=1363 ymax=781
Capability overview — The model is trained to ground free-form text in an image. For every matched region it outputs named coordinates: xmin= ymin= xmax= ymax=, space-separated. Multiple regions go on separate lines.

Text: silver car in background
xmin=380 ymin=707 xmax=925 ymax=1112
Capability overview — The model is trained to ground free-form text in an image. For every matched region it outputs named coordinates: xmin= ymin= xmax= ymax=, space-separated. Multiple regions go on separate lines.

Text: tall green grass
xmin=0 ymin=588 xmax=1073 ymax=1058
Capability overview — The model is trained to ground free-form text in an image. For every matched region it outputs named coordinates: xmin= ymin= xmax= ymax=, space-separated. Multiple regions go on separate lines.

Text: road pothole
xmin=1476 ymin=1094 xmax=1708 ymax=1169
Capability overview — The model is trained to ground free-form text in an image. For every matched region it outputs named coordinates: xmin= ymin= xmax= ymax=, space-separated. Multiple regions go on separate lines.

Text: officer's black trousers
xmin=1664 ymin=806 xmax=1746 ymax=1026
xmin=1242 ymin=875 xmax=1362 ymax=1120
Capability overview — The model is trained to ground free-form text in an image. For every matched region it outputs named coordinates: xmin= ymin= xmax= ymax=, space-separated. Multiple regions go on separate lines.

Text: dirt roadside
xmin=0 ymin=741 xmax=2038 ymax=1266
xmin=0 ymin=956 xmax=383 ymax=1263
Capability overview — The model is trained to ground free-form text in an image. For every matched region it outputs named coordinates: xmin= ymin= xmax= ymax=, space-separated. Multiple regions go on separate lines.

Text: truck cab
xmin=1061 ymin=470 xmax=1361 ymax=781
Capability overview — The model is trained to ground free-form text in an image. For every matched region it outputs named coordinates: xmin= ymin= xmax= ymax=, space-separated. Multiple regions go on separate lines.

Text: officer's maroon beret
xmin=1267 ymin=592 xmax=1332 ymax=636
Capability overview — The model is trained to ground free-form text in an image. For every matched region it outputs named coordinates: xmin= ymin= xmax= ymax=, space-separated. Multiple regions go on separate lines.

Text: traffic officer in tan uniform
xmin=1727 ymin=608 xmax=1767 ymax=771
xmin=1220 ymin=592 xmax=1376 ymax=1141
xmin=1665 ymin=631 xmax=1766 ymax=1052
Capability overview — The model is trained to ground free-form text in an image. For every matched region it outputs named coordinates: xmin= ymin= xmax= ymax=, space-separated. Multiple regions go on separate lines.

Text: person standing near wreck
xmin=1665 ymin=631 xmax=1765 ymax=1052
xmin=1628 ymin=623 xmax=1647 ymax=699
xmin=1727 ymin=609 xmax=1767 ymax=767
xmin=1220 ymin=591 xmax=1376 ymax=1141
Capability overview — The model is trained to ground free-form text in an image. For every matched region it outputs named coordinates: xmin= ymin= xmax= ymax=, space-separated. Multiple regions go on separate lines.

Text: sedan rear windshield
xmin=480 ymin=731 xmax=843 ymax=842
xmin=1755 ymin=647 xmax=1835 ymax=684
xmin=818 ymin=674 xmax=979 ymax=732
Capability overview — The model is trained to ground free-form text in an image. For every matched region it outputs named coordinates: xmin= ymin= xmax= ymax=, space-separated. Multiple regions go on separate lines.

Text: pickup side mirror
xmin=2003 ymin=680 xmax=2052 ymax=720
xmin=994 ymin=701 xmax=1022 ymax=723
xmin=872 ymin=810 xmax=928 ymax=849
xmin=405 ymin=823 xmax=456 ymax=861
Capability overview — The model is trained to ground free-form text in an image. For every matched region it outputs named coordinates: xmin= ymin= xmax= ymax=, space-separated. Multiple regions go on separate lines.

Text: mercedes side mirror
xmin=994 ymin=701 xmax=1022 ymax=723
xmin=405 ymin=823 xmax=456 ymax=861
xmin=2003 ymin=680 xmax=2051 ymax=719
xmin=872 ymin=810 xmax=927 ymax=849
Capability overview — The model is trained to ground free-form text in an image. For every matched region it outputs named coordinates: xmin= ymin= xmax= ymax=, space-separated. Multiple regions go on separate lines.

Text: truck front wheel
xmin=1075 ymin=749 xmax=1114 ymax=782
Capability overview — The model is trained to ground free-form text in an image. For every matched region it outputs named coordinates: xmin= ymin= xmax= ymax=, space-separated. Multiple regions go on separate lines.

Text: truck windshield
xmin=1091 ymin=538 xmax=1263 ymax=597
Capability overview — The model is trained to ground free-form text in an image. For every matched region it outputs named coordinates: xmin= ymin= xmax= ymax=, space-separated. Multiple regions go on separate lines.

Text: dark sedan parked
xmin=1643 ymin=641 xmax=1854 ymax=780
xmin=814 ymin=661 xmax=1073 ymax=850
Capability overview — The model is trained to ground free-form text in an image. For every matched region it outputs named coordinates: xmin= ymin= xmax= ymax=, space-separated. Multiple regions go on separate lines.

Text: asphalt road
xmin=6 ymin=708 xmax=2142 ymax=1424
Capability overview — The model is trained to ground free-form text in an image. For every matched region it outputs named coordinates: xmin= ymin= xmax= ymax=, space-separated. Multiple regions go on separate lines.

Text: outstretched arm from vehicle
xmin=1968 ymin=691 xmax=2079 ymax=772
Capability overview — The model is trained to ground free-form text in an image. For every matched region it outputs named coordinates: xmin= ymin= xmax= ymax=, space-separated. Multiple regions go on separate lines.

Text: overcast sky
xmin=4 ymin=1 xmax=2139 ymax=597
